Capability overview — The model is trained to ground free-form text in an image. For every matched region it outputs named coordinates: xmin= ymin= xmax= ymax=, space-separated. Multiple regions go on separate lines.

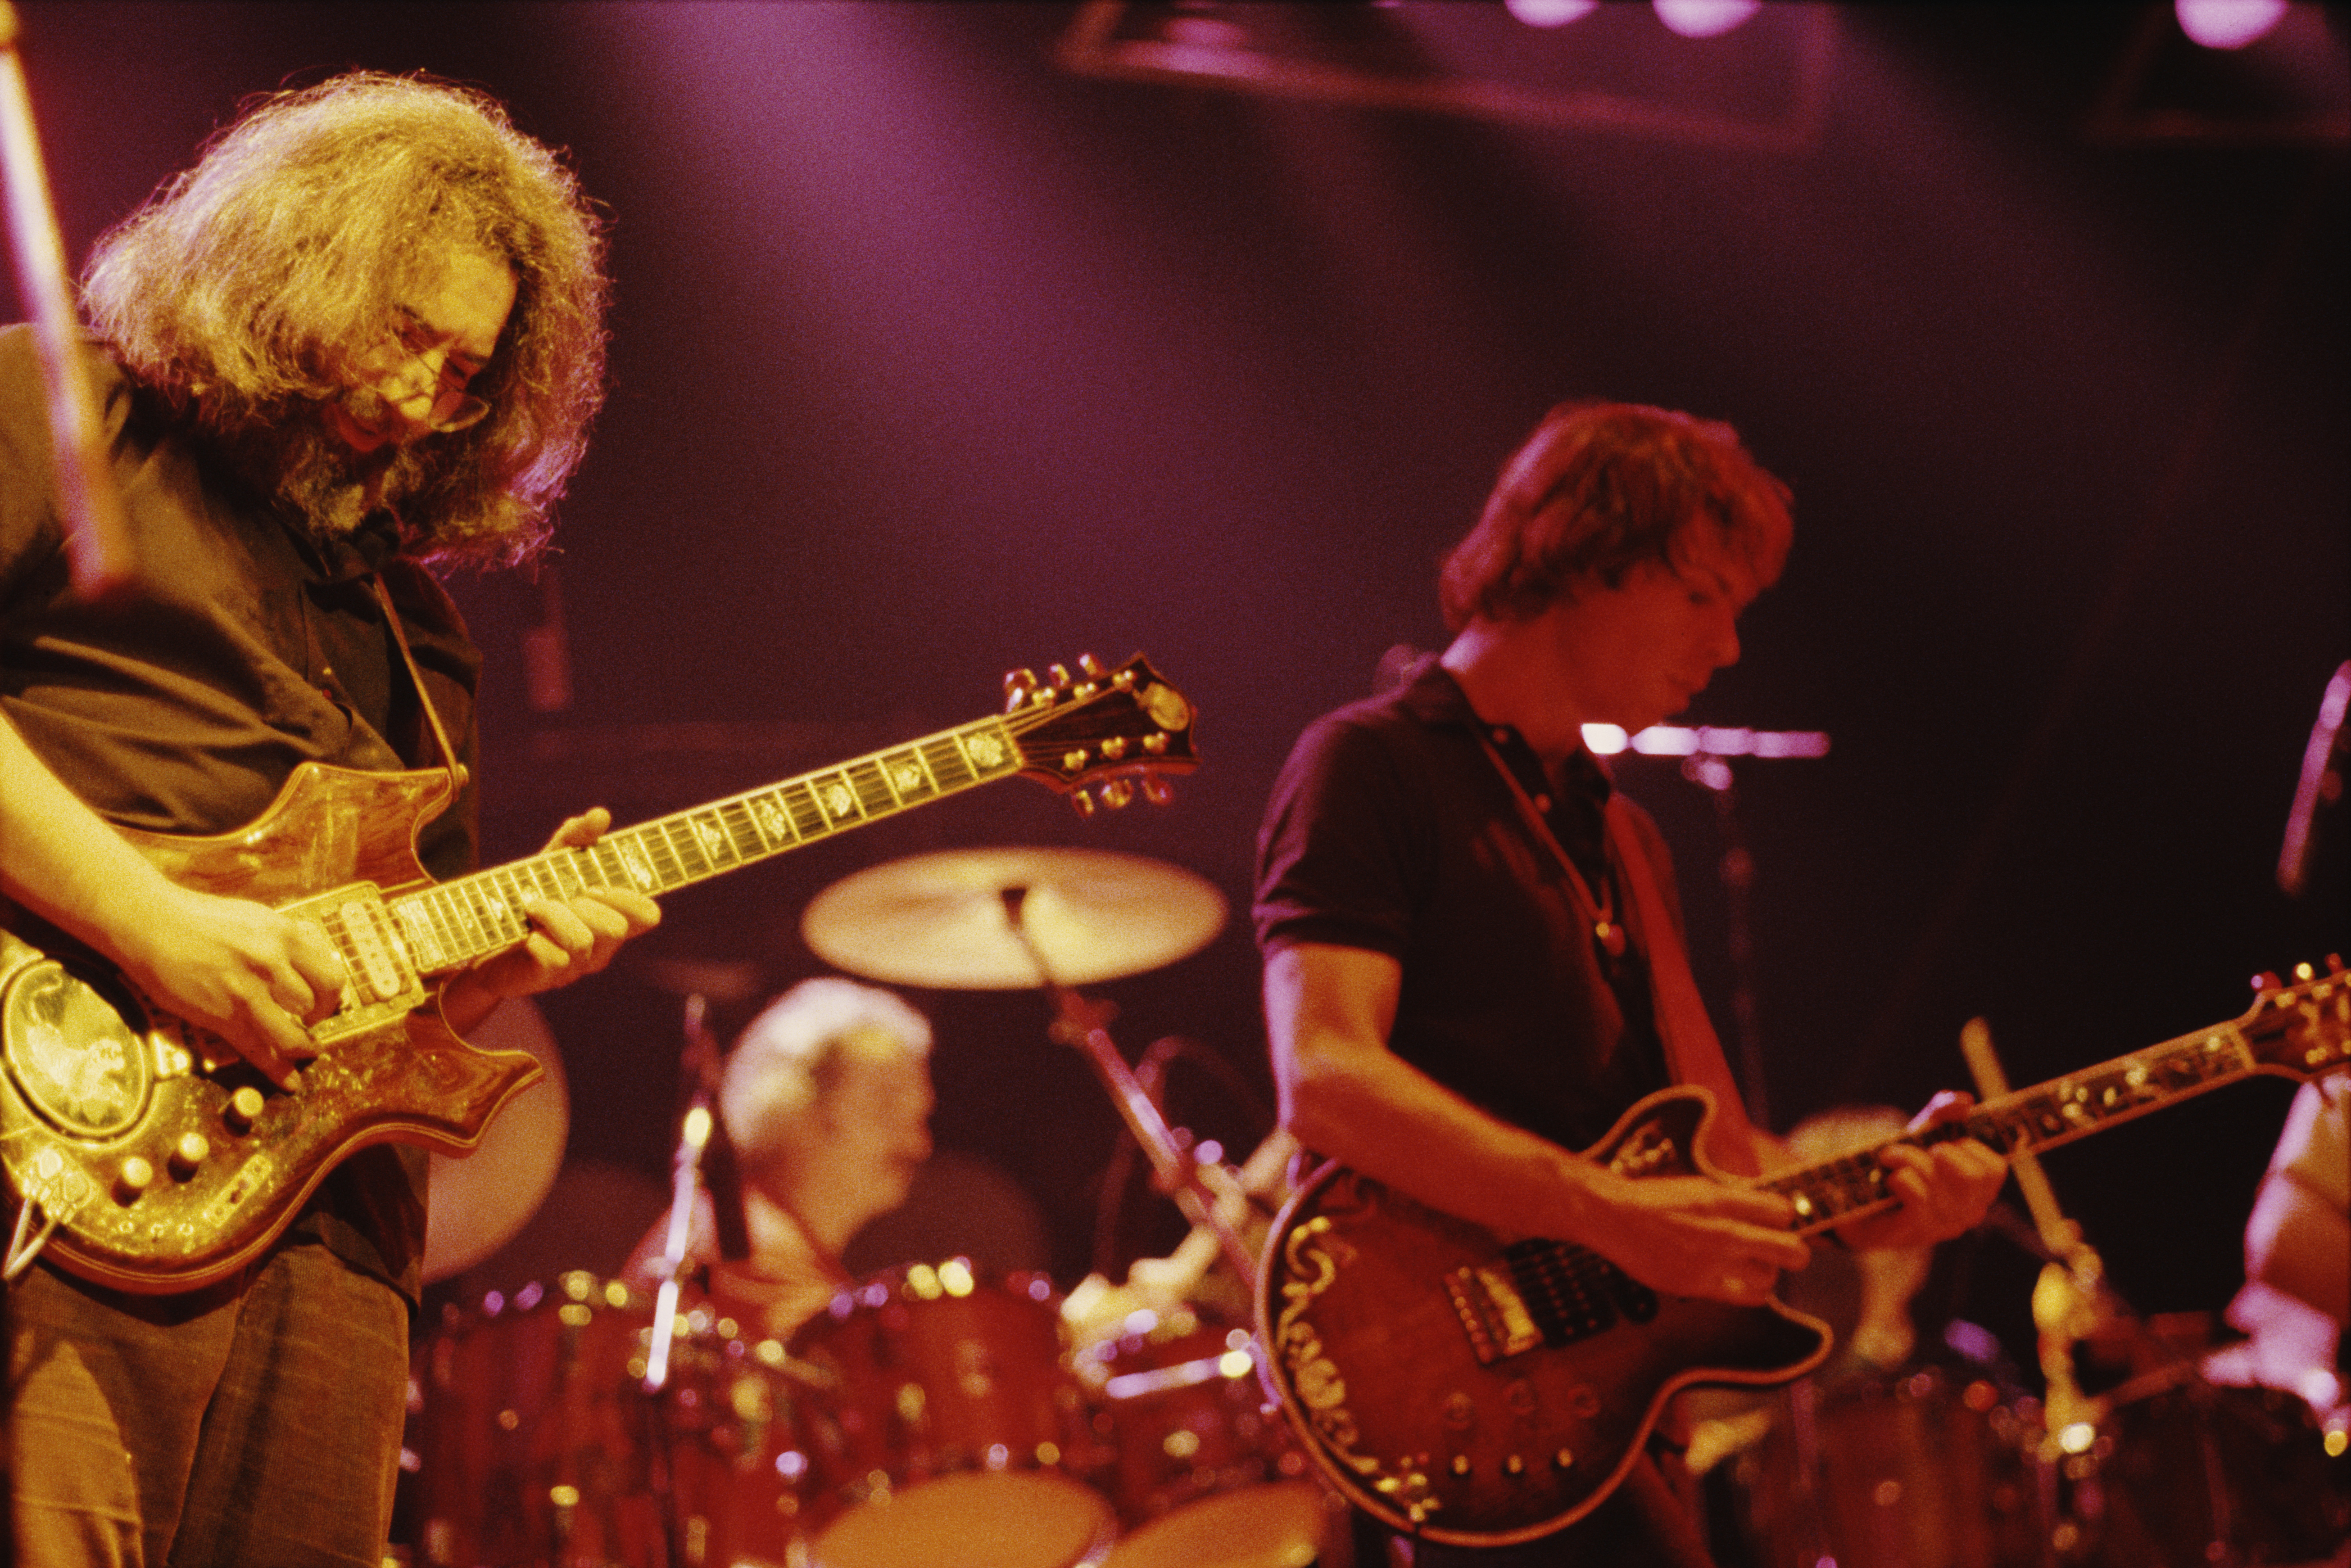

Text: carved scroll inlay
xmin=1273 ymin=1208 xmax=1446 ymax=1526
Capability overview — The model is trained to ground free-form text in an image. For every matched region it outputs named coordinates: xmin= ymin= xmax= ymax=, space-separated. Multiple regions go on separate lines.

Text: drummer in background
xmin=624 ymin=976 xmax=936 ymax=1338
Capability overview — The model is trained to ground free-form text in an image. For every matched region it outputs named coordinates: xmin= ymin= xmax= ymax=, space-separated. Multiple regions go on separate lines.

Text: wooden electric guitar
xmin=1257 ymin=962 xmax=2351 ymax=1547
xmin=0 ymin=654 xmax=1196 ymax=1293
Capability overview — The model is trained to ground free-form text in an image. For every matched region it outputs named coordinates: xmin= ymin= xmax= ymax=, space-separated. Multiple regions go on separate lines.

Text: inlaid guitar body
xmin=2 ymin=655 xmax=1196 ymax=1292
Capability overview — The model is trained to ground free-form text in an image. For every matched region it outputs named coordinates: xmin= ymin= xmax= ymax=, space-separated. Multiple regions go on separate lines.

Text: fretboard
xmin=386 ymin=713 xmax=1028 ymax=974
xmin=1759 ymin=1021 xmax=2256 ymax=1235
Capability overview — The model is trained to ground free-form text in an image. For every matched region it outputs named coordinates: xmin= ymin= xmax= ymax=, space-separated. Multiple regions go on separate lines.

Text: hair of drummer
xmin=720 ymin=976 xmax=934 ymax=1170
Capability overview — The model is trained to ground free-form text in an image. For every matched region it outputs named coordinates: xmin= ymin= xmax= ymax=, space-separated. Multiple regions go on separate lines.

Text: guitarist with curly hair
xmin=1 ymin=74 xmax=657 ymax=1566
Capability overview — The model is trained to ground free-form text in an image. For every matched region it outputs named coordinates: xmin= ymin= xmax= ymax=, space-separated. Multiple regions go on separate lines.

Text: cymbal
xmin=802 ymin=846 xmax=1226 ymax=990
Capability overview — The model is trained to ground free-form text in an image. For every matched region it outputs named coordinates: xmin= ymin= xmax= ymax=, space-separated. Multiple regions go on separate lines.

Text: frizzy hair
xmin=1439 ymin=401 xmax=1793 ymax=632
xmin=80 ymin=71 xmax=609 ymax=567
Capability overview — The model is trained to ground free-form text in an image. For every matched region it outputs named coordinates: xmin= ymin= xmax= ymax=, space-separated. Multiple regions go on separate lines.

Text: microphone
xmin=2278 ymin=661 xmax=2351 ymax=898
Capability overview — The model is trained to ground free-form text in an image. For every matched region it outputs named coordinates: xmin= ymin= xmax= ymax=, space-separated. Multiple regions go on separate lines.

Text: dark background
xmin=14 ymin=1 xmax=2346 ymax=1379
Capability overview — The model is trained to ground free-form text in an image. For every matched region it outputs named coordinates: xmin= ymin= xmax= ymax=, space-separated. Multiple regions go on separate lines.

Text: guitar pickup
xmin=278 ymin=886 xmax=427 ymax=1044
xmin=1444 ymin=1263 xmax=1545 ymax=1367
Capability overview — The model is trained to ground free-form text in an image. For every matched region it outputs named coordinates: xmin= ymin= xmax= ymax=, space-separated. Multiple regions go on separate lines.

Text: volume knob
xmin=170 ymin=1132 xmax=211 ymax=1180
xmin=113 ymin=1156 xmax=155 ymax=1204
xmin=223 ymin=1086 xmax=266 ymax=1134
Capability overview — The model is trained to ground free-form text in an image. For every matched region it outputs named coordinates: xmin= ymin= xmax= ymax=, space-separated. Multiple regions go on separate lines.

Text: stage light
xmin=2174 ymin=0 xmax=2288 ymax=50
xmin=1653 ymin=0 xmax=1762 ymax=41
xmin=1505 ymin=0 xmax=1599 ymax=26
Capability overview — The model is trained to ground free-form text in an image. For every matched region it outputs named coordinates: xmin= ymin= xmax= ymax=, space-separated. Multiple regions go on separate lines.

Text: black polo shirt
xmin=1254 ymin=655 xmax=1674 ymax=1158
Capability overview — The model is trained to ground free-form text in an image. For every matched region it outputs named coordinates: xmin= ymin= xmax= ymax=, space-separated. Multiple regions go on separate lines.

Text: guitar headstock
xmin=2242 ymin=956 xmax=2351 ymax=1080
xmin=1001 ymin=653 xmax=1199 ymax=814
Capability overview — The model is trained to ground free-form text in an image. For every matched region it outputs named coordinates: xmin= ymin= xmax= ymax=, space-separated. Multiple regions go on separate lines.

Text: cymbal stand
xmin=1000 ymin=888 xmax=1262 ymax=1293
xmin=1961 ymin=1017 xmax=2116 ymax=1446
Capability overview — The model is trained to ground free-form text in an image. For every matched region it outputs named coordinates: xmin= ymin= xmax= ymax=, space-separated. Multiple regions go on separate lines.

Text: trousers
xmin=9 ymin=1240 xmax=408 ymax=1568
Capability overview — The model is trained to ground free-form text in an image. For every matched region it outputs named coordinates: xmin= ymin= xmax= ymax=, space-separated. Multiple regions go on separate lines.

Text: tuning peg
xmin=1048 ymin=663 xmax=1073 ymax=689
xmin=1142 ymin=775 xmax=1173 ymax=806
xmin=1100 ymin=780 xmax=1135 ymax=809
xmin=2328 ymin=954 xmax=2345 ymax=973
xmin=2254 ymin=971 xmax=2283 ymax=992
xmin=1003 ymin=669 xmax=1039 ymax=711
xmin=1069 ymin=789 xmax=1096 ymax=818
xmin=1078 ymin=652 xmax=1104 ymax=678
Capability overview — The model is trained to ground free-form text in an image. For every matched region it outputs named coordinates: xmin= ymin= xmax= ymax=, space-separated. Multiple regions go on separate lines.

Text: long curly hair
xmin=1440 ymin=401 xmax=1793 ymax=632
xmin=81 ymin=72 xmax=609 ymax=567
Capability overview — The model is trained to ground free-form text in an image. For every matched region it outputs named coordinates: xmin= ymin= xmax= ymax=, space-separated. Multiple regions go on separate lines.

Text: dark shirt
xmin=0 ymin=324 xmax=483 ymax=1301
xmin=1255 ymin=655 xmax=1675 ymax=1157
xmin=1254 ymin=655 xmax=1717 ymax=1566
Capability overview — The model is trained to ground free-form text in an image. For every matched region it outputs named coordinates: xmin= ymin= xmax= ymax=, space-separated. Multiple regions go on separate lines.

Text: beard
xmin=201 ymin=392 xmax=446 ymax=543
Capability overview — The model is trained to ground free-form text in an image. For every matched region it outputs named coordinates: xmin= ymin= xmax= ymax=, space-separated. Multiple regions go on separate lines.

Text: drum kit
xmin=405 ymin=846 xmax=1339 ymax=1568
xmin=402 ymin=848 xmax=2351 ymax=1568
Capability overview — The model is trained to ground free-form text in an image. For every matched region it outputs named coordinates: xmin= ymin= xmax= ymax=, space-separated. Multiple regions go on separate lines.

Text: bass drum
xmin=1733 ymin=1364 xmax=2049 ymax=1568
xmin=787 ymin=1260 xmax=1115 ymax=1568
xmin=408 ymin=1273 xmax=670 ymax=1568
xmin=2063 ymin=1381 xmax=2350 ymax=1568
xmin=1076 ymin=1304 xmax=1329 ymax=1568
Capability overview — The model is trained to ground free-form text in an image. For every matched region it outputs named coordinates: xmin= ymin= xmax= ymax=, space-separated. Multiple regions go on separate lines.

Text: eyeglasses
xmin=358 ymin=312 xmax=493 ymax=436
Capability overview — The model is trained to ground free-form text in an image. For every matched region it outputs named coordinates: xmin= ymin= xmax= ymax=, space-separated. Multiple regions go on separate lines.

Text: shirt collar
xmin=1395 ymin=651 xmax=1613 ymax=802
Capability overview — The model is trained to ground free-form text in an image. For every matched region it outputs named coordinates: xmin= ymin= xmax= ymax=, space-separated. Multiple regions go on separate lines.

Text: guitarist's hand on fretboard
xmin=1820 ymin=1089 xmax=2008 ymax=1252
xmin=439 ymin=806 xmax=661 ymax=1035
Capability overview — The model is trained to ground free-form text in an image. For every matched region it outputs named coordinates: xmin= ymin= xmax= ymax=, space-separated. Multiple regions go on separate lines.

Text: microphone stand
xmin=1000 ymin=888 xmax=1261 ymax=1293
xmin=643 ymin=994 xmax=747 ymax=1394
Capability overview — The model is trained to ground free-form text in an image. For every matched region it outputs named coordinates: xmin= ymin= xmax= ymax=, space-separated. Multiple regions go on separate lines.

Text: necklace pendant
xmin=1595 ymin=920 xmax=1626 ymax=959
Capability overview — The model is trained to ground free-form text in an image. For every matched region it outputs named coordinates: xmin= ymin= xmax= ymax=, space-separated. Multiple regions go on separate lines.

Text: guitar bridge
xmin=1444 ymin=1264 xmax=1545 ymax=1366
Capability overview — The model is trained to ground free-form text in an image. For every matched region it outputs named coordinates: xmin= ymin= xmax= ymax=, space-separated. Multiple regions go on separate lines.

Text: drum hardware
xmin=645 ymin=990 xmax=751 ymax=1399
xmin=806 ymin=848 xmax=1337 ymax=1566
xmin=802 ymin=845 xmax=1256 ymax=1291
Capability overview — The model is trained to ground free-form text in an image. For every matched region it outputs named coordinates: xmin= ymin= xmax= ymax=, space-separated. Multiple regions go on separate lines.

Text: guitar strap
xmin=1475 ymin=732 xmax=1766 ymax=1177
xmin=368 ymin=573 xmax=466 ymax=795
xmin=1606 ymin=797 xmax=1765 ymax=1177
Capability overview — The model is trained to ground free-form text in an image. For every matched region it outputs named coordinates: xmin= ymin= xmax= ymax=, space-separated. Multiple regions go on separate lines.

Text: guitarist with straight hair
xmin=1253 ymin=400 xmax=2007 ymax=1567
xmin=1 ymin=73 xmax=657 ymax=1566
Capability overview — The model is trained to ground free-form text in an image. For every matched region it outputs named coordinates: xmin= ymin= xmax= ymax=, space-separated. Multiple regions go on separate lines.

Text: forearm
xmin=1282 ymin=1027 xmax=1624 ymax=1244
xmin=1267 ymin=941 xmax=1626 ymax=1246
xmin=0 ymin=714 xmax=177 ymax=963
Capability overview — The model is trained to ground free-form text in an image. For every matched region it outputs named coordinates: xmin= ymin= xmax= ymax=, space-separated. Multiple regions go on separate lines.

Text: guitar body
xmin=1 ymin=654 xmax=1201 ymax=1293
xmin=1257 ymin=1087 xmax=1829 ymax=1547
xmin=1 ymin=762 xmax=540 ymax=1294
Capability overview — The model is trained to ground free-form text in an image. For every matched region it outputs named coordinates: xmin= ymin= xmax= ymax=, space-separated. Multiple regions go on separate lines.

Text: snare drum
xmin=787 ymin=1260 xmax=1114 ymax=1568
xmin=1076 ymin=1305 xmax=1327 ymax=1568
xmin=408 ymin=1273 xmax=669 ymax=1568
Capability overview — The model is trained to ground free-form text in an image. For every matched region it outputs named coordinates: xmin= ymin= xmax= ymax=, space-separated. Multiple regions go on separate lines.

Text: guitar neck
xmin=385 ymin=713 xmax=1027 ymax=974
xmin=1760 ymin=1021 xmax=2262 ymax=1236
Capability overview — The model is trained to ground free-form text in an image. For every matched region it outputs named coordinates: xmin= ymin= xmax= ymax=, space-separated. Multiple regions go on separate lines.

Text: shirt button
xmin=1492 ymin=728 xmax=1510 ymax=744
